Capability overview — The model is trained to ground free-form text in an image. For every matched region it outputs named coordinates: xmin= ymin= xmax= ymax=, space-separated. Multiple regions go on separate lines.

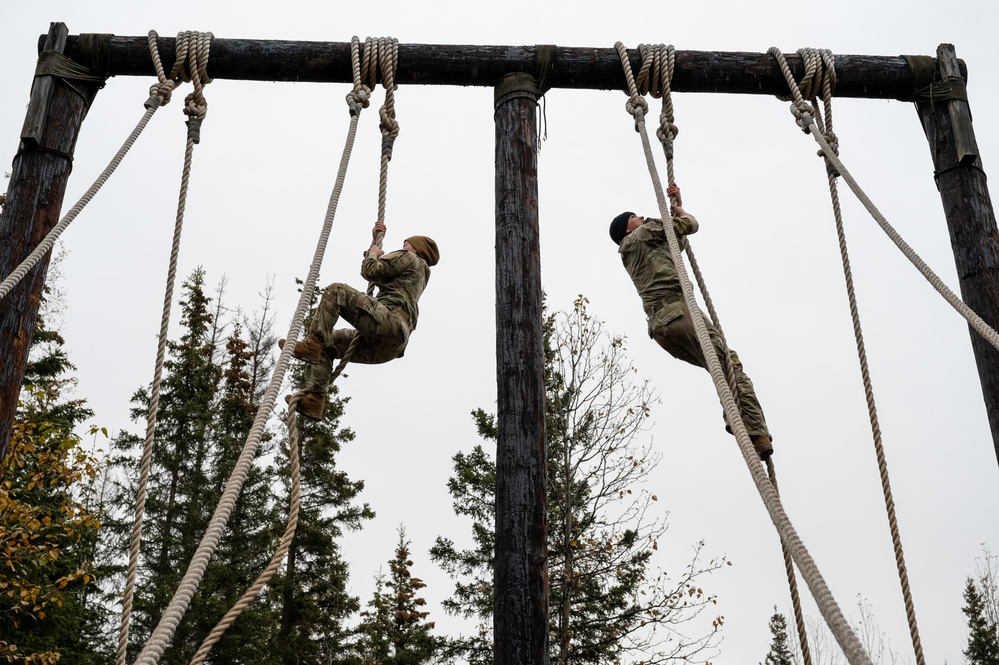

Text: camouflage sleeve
xmin=360 ymin=250 xmax=417 ymax=284
xmin=674 ymin=213 xmax=698 ymax=237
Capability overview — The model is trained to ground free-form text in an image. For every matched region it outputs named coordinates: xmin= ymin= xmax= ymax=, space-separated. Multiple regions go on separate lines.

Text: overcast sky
xmin=4 ymin=1 xmax=999 ymax=662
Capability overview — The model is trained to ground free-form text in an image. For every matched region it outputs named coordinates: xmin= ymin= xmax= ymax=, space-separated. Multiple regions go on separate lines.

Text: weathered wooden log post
xmin=914 ymin=44 xmax=999 ymax=466
xmin=0 ymin=23 xmax=105 ymax=463
xmin=493 ymin=71 xmax=548 ymax=665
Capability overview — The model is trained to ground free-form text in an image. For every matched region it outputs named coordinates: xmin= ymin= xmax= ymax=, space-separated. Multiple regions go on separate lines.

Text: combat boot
xmin=752 ymin=434 xmax=773 ymax=461
xmin=279 ymin=334 xmax=325 ymax=365
xmin=285 ymin=390 xmax=326 ymax=421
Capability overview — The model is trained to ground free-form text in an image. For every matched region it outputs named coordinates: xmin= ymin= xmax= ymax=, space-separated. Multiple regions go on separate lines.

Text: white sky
xmin=4 ymin=1 xmax=999 ymax=662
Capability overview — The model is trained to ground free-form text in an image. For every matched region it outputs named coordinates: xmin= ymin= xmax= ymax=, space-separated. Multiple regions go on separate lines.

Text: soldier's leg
xmin=654 ymin=305 xmax=772 ymax=448
xmin=309 ymin=283 xmax=364 ymax=342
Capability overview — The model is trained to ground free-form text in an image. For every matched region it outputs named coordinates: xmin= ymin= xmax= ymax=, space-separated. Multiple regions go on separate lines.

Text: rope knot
xmin=146 ymin=80 xmax=176 ymax=109
xmin=345 ymin=87 xmax=371 ymax=116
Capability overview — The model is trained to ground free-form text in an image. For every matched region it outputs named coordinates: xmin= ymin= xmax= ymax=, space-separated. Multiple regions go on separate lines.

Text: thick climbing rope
xmin=769 ymin=49 xmax=999 ymax=354
xmin=614 ymin=42 xmax=874 ymax=665
xmin=361 ymin=36 xmax=400 ymax=294
xmin=117 ymin=30 xmax=214 ymax=665
xmin=185 ymin=36 xmax=375 ymax=664
xmin=769 ymin=46 xmax=927 ymax=665
xmin=629 ymin=43 xmax=814 ymax=662
xmin=188 ymin=399 xmax=301 ymax=664
xmin=631 ymin=44 xmax=745 ymax=432
xmin=0 ymin=45 xmax=171 ymax=302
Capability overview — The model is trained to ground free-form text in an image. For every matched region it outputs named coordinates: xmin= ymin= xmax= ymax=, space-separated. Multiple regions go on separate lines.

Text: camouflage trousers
xmin=647 ymin=298 xmax=771 ymax=440
xmin=303 ymin=282 xmax=411 ymax=394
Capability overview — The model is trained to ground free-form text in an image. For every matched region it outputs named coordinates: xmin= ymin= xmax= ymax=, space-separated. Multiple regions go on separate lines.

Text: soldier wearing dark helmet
xmin=284 ymin=220 xmax=440 ymax=420
xmin=610 ymin=183 xmax=773 ymax=460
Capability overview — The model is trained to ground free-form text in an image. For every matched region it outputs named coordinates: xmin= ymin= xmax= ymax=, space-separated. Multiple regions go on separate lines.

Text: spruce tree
xmin=196 ymin=320 xmax=279 ymax=663
xmin=761 ymin=611 xmax=794 ymax=665
xmin=432 ymin=297 xmax=726 ymax=664
xmin=356 ymin=527 xmax=439 ymax=664
xmin=964 ymin=577 xmax=999 ymax=665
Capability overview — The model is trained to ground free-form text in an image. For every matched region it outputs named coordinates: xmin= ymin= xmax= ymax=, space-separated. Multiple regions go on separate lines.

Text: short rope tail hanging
xmin=185 ymin=36 xmax=374 ymax=664
xmin=614 ymin=41 xmax=874 ymax=665
xmin=115 ymin=30 xmax=212 ymax=665
xmin=0 ymin=35 xmax=171 ymax=303
xmin=769 ymin=46 xmax=928 ymax=665
xmin=631 ymin=41 xmax=815 ymax=665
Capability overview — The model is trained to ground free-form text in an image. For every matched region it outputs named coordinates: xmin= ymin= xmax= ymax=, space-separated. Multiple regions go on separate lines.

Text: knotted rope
xmin=184 ymin=36 xmax=373 ymax=663
xmin=615 ymin=41 xmax=873 ymax=665
xmin=360 ymin=36 xmax=400 ymax=296
xmin=769 ymin=46 xmax=926 ymax=665
xmin=116 ymin=30 xmax=213 ymax=665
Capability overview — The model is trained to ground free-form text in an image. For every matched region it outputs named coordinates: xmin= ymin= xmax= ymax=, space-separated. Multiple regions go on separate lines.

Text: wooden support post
xmin=0 ymin=23 xmax=101 ymax=462
xmin=493 ymin=72 xmax=548 ymax=665
xmin=915 ymin=44 xmax=999 ymax=467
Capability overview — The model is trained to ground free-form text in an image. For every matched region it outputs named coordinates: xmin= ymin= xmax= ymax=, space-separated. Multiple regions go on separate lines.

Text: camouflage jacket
xmin=618 ymin=215 xmax=699 ymax=318
xmin=361 ymin=249 xmax=431 ymax=329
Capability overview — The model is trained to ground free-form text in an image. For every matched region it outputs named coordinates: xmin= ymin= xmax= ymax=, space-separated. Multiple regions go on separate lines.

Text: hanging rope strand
xmin=615 ymin=41 xmax=873 ymax=665
xmin=115 ymin=30 xmax=206 ymax=665
xmin=769 ymin=46 xmax=926 ymax=665
xmin=635 ymin=40 xmax=813 ymax=664
xmin=186 ymin=38 xmax=372 ymax=663
xmin=0 ymin=41 xmax=178 ymax=303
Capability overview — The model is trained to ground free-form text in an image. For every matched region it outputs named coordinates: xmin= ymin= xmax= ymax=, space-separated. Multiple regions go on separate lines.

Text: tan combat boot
xmin=285 ymin=391 xmax=326 ymax=421
xmin=752 ymin=434 xmax=773 ymax=461
xmin=278 ymin=334 xmax=325 ymax=365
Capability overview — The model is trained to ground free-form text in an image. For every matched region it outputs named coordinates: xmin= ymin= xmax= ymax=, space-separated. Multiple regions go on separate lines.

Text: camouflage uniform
xmin=303 ymin=248 xmax=431 ymax=394
xmin=618 ymin=216 xmax=771 ymax=440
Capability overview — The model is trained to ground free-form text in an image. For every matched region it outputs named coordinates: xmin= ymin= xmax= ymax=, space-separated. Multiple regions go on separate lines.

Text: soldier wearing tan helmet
xmin=284 ymin=220 xmax=440 ymax=420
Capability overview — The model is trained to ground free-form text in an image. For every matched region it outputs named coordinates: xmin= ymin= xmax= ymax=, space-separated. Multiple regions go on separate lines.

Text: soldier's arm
xmin=361 ymin=250 xmax=417 ymax=283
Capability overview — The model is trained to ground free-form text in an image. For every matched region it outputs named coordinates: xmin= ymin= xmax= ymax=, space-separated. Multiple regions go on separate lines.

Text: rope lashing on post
xmin=0 ymin=35 xmax=174 ymax=303
xmin=185 ymin=36 xmax=376 ymax=664
xmin=615 ymin=41 xmax=874 ymax=665
xmin=117 ymin=30 xmax=214 ymax=665
xmin=769 ymin=46 xmax=927 ymax=665
xmin=627 ymin=41 xmax=814 ymax=664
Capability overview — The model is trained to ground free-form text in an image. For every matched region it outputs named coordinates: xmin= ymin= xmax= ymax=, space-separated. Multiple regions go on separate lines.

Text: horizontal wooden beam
xmin=51 ymin=35 xmax=962 ymax=101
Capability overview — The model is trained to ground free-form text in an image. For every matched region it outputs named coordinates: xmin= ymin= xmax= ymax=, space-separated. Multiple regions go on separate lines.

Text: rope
xmin=769 ymin=46 xmax=927 ymax=665
xmin=184 ymin=36 xmax=371 ymax=663
xmin=631 ymin=41 xmax=812 ymax=663
xmin=0 ymin=41 xmax=178 ymax=303
xmin=114 ymin=31 xmax=206 ymax=665
xmin=188 ymin=398 xmax=301 ymax=664
xmin=357 ymin=37 xmax=400 ymax=296
xmin=615 ymin=41 xmax=873 ymax=665
xmin=767 ymin=459 xmax=813 ymax=665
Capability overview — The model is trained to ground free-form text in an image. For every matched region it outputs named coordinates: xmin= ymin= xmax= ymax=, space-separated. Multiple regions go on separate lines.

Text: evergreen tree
xmin=356 ymin=527 xmax=439 ymax=664
xmin=762 ymin=611 xmax=794 ymax=665
xmin=431 ymin=297 xmax=726 ymax=664
xmin=1 ymin=263 xmax=110 ymax=663
xmin=964 ymin=577 xmax=999 ymax=665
